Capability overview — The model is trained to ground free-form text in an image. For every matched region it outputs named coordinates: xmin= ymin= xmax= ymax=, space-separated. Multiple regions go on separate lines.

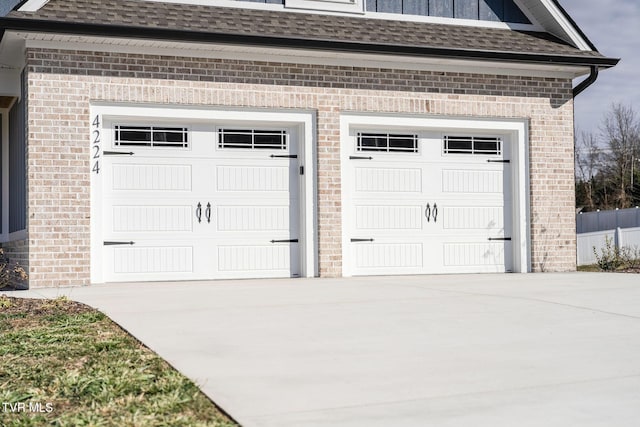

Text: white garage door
xmin=345 ymin=130 xmax=513 ymax=276
xmin=101 ymin=123 xmax=301 ymax=282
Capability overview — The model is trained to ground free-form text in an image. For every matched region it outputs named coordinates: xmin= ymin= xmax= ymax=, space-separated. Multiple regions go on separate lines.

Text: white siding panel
xmin=355 ymin=205 xmax=422 ymax=229
xmin=112 ymin=164 xmax=191 ymax=191
xmin=443 ymin=242 xmax=505 ymax=266
xmin=217 ymin=166 xmax=289 ymax=192
xmin=218 ymin=245 xmax=290 ymax=271
xmin=355 ymin=243 xmax=422 ymax=268
xmin=442 ymin=169 xmax=503 ymax=193
xmin=355 ymin=167 xmax=422 ymax=193
xmin=443 ymin=206 xmax=504 ymax=230
xmin=113 ymin=206 xmax=192 ymax=232
xmin=114 ymin=247 xmax=193 ymax=273
xmin=217 ymin=206 xmax=290 ymax=231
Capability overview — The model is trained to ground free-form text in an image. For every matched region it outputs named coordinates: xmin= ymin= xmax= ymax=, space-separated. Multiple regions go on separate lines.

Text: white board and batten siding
xmin=90 ymin=106 xmax=315 ymax=283
xmin=340 ymin=114 xmax=531 ymax=277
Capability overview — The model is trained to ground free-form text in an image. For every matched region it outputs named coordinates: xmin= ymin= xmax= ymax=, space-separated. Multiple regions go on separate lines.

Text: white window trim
xmin=286 ymin=0 xmax=364 ymax=14
xmin=89 ymin=104 xmax=317 ymax=283
xmin=340 ymin=113 xmax=531 ymax=276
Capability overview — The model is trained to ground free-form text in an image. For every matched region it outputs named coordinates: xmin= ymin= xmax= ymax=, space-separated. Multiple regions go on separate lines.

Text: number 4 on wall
xmin=92 ymin=114 xmax=101 ymax=174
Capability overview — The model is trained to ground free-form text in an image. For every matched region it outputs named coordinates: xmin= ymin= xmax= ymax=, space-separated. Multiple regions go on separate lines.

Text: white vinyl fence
xmin=577 ymin=226 xmax=640 ymax=266
xmin=577 ymin=207 xmax=640 ymax=233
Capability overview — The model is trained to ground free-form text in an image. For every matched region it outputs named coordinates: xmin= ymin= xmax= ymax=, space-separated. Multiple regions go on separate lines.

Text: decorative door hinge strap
xmin=488 ymin=237 xmax=512 ymax=241
xmin=270 ymin=154 xmax=297 ymax=158
xmin=270 ymin=239 xmax=299 ymax=243
xmin=103 ymin=151 xmax=134 ymax=156
xmin=487 ymin=159 xmax=510 ymax=163
xmin=104 ymin=241 xmax=135 ymax=246
xmin=349 ymin=156 xmax=373 ymax=160
xmin=351 ymin=238 xmax=375 ymax=242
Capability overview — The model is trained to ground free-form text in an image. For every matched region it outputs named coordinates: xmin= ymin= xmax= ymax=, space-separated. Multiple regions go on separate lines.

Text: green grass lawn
xmin=0 ymin=295 xmax=238 ymax=427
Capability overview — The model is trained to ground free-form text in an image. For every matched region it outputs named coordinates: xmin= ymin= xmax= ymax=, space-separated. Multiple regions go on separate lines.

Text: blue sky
xmin=560 ymin=0 xmax=640 ymax=136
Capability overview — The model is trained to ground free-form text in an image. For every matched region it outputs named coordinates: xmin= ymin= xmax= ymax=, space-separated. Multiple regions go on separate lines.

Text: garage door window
xmin=218 ymin=129 xmax=287 ymax=150
xmin=114 ymin=126 xmax=189 ymax=148
xmin=357 ymin=132 xmax=418 ymax=153
xmin=443 ymin=135 xmax=502 ymax=155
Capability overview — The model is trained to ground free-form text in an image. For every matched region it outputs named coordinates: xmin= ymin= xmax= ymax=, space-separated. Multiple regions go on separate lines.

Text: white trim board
xmin=89 ymin=104 xmax=317 ymax=283
xmin=339 ymin=113 xmax=531 ymax=276
xmin=17 ymin=33 xmax=589 ymax=79
xmin=17 ymin=0 xmax=49 ymax=12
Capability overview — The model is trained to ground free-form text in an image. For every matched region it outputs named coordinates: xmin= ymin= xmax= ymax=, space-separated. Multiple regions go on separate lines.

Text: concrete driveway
xmin=20 ymin=273 xmax=640 ymax=426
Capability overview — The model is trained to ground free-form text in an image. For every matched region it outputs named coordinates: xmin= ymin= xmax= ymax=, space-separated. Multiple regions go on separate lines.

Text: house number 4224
xmin=92 ymin=115 xmax=101 ymax=174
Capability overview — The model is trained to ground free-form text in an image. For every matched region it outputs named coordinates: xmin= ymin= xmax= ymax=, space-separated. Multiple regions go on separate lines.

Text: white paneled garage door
xmin=344 ymin=130 xmax=514 ymax=276
xmin=101 ymin=123 xmax=301 ymax=282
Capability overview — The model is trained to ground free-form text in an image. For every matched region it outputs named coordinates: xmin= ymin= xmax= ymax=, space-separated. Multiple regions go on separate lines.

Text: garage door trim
xmin=340 ymin=113 xmax=530 ymax=276
xmin=90 ymin=104 xmax=317 ymax=283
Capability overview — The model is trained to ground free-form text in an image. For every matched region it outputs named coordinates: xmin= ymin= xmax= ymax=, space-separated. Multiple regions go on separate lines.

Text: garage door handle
xmin=104 ymin=241 xmax=135 ymax=246
xmin=205 ymin=203 xmax=211 ymax=223
xmin=488 ymin=237 xmax=512 ymax=241
xmin=103 ymin=151 xmax=134 ymax=156
xmin=270 ymin=154 xmax=297 ymax=158
xmin=349 ymin=156 xmax=373 ymax=160
xmin=487 ymin=159 xmax=510 ymax=163
xmin=196 ymin=202 xmax=202 ymax=223
xmin=351 ymin=238 xmax=374 ymax=242
xmin=433 ymin=203 xmax=438 ymax=223
xmin=270 ymin=239 xmax=299 ymax=243
xmin=425 ymin=203 xmax=431 ymax=222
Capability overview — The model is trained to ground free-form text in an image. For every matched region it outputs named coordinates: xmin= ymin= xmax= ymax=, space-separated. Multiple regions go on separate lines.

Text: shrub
xmin=0 ymin=248 xmax=28 ymax=289
xmin=621 ymin=245 xmax=640 ymax=269
xmin=593 ymin=236 xmax=624 ymax=272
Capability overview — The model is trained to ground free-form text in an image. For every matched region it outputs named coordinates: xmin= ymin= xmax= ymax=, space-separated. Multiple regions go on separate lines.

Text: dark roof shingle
xmin=3 ymin=0 xmax=618 ymax=67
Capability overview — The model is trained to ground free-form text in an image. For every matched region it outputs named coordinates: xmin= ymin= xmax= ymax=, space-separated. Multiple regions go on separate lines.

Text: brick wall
xmin=24 ymin=48 xmax=575 ymax=286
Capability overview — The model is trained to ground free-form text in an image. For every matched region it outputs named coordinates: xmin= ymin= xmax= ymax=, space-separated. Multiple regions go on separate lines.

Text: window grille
xmin=114 ymin=126 xmax=189 ymax=148
xmin=443 ymin=135 xmax=502 ymax=155
xmin=218 ymin=129 xmax=287 ymax=150
xmin=357 ymin=133 xmax=418 ymax=153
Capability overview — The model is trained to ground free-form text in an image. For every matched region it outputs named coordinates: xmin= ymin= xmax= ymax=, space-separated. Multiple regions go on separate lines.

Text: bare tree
xmin=600 ymin=103 xmax=640 ymax=208
xmin=575 ymin=130 xmax=602 ymax=210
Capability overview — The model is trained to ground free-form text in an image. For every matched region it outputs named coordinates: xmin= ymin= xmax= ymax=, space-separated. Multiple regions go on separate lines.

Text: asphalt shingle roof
xmin=3 ymin=0 xmax=616 ymax=66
